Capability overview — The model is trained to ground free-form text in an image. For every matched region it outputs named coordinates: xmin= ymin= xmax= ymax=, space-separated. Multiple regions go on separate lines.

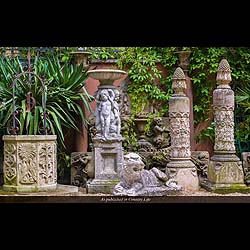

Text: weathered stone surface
xmin=242 ymin=152 xmax=250 ymax=184
xmin=87 ymin=179 xmax=120 ymax=194
xmin=0 ymin=154 xmax=3 ymax=186
xmin=208 ymin=160 xmax=244 ymax=184
xmin=0 ymin=184 xmax=79 ymax=196
xmin=167 ymin=67 xmax=199 ymax=191
xmin=87 ymin=140 xmax=124 ymax=194
xmin=204 ymin=59 xmax=246 ymax=192
xmin=87 ymin=69 xmax=127 ymax=194
xmin=3 ymin=135 xmax=57 ymax=192
xmin=71 ymin=152 xmax=93 ymax=187
xmin=113 ymin=153 xmax=182 ymax=196
xmin=201 ymin=180 xmax=249 ymax=194
xmin=191 ymin=151 xmax=209 ymax=181
xmin=167 ymin=160 xmax=199 ymax=191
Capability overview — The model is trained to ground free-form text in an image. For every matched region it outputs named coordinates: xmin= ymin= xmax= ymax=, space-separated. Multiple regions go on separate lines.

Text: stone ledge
xmin=1 ymin=186 xmax=250 ymax=203
xmin=200 ymin=179 xmax=250 ymax=194
xmin=0 ymin=184 xmax=79 ymax=196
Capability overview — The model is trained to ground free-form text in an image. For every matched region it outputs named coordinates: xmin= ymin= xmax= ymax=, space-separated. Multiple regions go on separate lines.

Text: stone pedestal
xmin=166 ymin=67 xmax=199 ymax=191
xmin=167 ymin=160 xmax=199 ymax=191
xmin=204 ymin=153 xmax=246 ymax=191
xmin=86 ymin=69 xmax=127 ymax=194
xmin=2 ymin=135 xmax=57 ymax=192
xmin=87 ymin=138 xmax=123 ymax=194
xmin=202 ymin=59 xmax=247 ymax=193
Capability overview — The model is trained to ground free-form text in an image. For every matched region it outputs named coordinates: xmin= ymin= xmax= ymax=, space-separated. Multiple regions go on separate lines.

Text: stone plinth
xmin=87 ymin=138 xmax=124 ymax=194
xmin=166 ymin=67 xmax=199 ymax=191
xmin=2 ymin=135 xmax=57 ymax=192
xmin=167 ymin=160 xmax=199 ymax=191
xmin=87 ymin=69 xmax=127 ymax=194
xmin=202 ymin=59 xmax=246 ymax=193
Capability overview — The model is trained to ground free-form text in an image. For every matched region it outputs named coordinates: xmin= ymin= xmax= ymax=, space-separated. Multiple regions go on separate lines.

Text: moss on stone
xmin=212 ymin=184 xmax=250 ymax=194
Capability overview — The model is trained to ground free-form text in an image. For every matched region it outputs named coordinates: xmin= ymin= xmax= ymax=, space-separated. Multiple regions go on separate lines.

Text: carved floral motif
xmin=169 ymin=112 xmax=190 ymax=158
xmin=18 ymin=143 xmax=37 ymax=184
xmin=4 ymin=143 xmax=17 ymax=182
xmin=38 ymin=143 xmax=56 ymax=184
xmin=3 ymin=136 xmax=57 ymax=190
xmin=214 ymin=109 xmax=235 ymax=151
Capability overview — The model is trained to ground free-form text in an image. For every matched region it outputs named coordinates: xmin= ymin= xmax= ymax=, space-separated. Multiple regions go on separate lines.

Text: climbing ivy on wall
xmin=189 ymin=47 xmax=250 ymax=150
xmin=189 ymin=47 xmax=227 ymax=124
xmin=61 ymin=47 xmax=250 ymax=152
xmin=117 ymin=47 xmax=176 ymax=116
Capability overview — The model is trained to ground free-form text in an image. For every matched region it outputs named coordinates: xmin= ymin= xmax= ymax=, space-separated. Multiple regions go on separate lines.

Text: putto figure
xmin=95 ymin=89 xmax=122 ymax=140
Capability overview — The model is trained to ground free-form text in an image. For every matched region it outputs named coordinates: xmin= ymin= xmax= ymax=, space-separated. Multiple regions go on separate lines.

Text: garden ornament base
xmin=3 ymin=135 xmax=57 ymax=192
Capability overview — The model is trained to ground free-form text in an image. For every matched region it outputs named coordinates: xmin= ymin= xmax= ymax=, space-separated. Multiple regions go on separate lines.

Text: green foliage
xmin=235 ymin=80 xmax=250 ymax=147
xmin=57 ymin=151 xmax=71 ymax=178
xmin=89 ymin=47 xmax=124 ymax=60
xmin=195 ymin=122 xmax=215 ymax=143
xmin=0 ymin=56 xmax=93 ymax=148
xmin=0 ymin=53 xmax=94 ymax=178
xmin=235 ymin=118 xmax=250 ymax=142
xmin=52 ymin=47 xmax=250 ymax=155
xmin=117 ymin=47 xmax=175 ymax=115
xmin=121 ymin=115 xmax=138 ymax=152
xmin=189 ymin=47 xmax=227 ymax=124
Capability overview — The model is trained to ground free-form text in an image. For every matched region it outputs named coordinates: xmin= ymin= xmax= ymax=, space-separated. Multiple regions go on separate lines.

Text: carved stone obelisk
xmin=166 ymin=67 xmax=199 ymax=191
xmin=86 ymin=69 xmax=126 ymax=194
xmin=204 ymin=59 xmax=246 ymax=192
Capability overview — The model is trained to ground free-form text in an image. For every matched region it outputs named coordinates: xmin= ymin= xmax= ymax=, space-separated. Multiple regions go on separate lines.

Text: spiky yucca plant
xmin=0 ymin=55 xmax=94 ymax=180
xmin=0 ymin=55 xmax=93 ymax=148
xmin=235 ymin=82 xmax=250 ymax=143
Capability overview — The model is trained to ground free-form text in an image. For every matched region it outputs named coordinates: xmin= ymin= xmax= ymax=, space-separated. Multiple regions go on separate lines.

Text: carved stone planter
xmin=2 ymin=135 xmax=57 ymax=192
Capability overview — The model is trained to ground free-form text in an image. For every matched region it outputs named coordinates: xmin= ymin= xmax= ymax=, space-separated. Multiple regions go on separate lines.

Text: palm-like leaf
xmin=236 ymin=82 xmax=250 ymax=111
xmin=0 ymin=55 xmax=94 ymax=149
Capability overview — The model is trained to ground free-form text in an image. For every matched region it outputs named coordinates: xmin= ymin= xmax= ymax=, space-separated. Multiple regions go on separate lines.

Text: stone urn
xmin=174 ymin=50 xmax=192 ymax=73
xmin=134 ymin=114 xmax=148 ymax=141
xmin=87 ymin=69 xmax=127 ymax=86
xmin=134 ymin=112 xmax=154 ymax=152
xmin=70 ymin=51 xmax=92 ymax=68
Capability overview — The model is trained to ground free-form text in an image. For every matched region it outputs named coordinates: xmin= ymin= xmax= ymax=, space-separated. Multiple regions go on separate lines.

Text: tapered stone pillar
xmin=175 ymin=50 xmax=195 ymax=150
xmin=86 ymin=69 xmax=126 ymax=194
xmin=203 ymin=59 xmax=247 ymax=192
xmin=166 ymin=67 xmax=199 ymax=191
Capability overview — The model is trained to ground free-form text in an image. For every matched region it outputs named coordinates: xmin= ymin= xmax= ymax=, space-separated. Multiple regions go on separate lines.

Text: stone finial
xmin=216 ymin=58 xmax=232 ymax=87
xmin=172 ymin=67 xmax=186 ymax=95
